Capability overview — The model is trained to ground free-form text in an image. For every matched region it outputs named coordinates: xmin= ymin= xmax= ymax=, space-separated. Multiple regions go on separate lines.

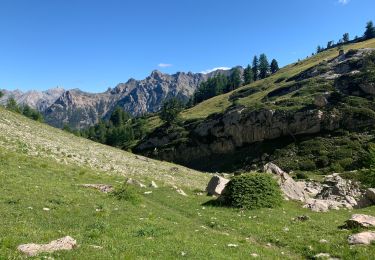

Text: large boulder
xmin=206 ymin=175 xmax=230 ymax=196
xmin=263 ymin=163 xmax=308 ymax=202
xmin=348 ymin=231 xmax=375 ymax=245
xmin=18 ymin=236 xmax=77 ymax=257
xmin=366 ymin=188 xmax=375 ymax=203
xmin=346 ymin=214 xmax=375 ymax=228
xmin=263 ymin=162 xmax=285 ymax=175
xmin=303 ymin=198 xmax=352 ymax=212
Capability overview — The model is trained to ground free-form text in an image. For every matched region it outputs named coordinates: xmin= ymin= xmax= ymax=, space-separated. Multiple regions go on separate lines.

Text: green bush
xmin=224 ymin=173 xmax=283 ymax=210
xmin=295 ymin=172 xmax=309 ymax=180
xmin=111 ymin=183 xmax=142 ymax=204
xmin=338 ymin=158 xmax=354 ymax=170
xmin=299 ymin=159 xmax=316 ymax=171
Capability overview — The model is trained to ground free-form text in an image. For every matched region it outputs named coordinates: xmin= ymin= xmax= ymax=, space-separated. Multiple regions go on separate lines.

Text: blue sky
xmin=0 ymin=0 xmax=374 ymax=92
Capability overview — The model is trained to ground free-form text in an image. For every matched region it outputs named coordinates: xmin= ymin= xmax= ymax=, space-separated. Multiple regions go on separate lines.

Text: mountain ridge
xmin=0 ymin=68 xmax=241 ymax=129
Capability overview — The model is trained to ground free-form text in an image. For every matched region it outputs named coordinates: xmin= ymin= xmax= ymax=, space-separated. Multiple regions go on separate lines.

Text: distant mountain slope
xmin=1 ymin=68 xmax=240 ymax=129
xmin=0 ymin=87 xmax=65 ymax=111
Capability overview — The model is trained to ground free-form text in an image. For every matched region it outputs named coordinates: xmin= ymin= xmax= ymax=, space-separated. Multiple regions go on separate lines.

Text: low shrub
xmin=357 ymin=169 xmax=375 ymax=188
xmin=224 ymin=173 xmax=283 ymax=210
xmin=295 ymin=172 xmax=309 ymax=180
xmin=299 ymin=159 xmax=316 ymax=171
xmin=111 ymin=183 xmax=142 ymax=204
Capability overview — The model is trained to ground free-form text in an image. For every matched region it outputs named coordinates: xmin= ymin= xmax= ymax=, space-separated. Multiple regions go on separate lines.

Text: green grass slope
xmin=182 ymin=39 xmax=375 ymax=121
xmin=0 ymin=107 xmax=208 ymax=189
xmin=1 ymin=108 xmax=375 ymax=259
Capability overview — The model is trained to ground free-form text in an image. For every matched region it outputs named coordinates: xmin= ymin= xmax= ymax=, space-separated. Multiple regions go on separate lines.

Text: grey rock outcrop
xmin=303 ymin=198 xmax=352 ymax=212
xmin=316 ymin=173 xmax=362 ymax=206
xmin=263 ymin=163 xmax=308 ymax=202
xmin=315 ymin=173 xmax=375 ymax=209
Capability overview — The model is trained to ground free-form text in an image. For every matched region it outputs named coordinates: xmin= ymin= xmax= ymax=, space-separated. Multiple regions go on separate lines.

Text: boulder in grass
xmin=346 ymin=214 xmax=375 ymax=228
xmin=348 ymin=231 xmax=375 ymax=245
xmin=18 ymin=236 xmax=77 ymax=256
xmin=263 ymin=162 xmax=284 ymax=175
xmin=149 ymin=181 xmax=158 ymax=188
xmin=263 ymin=163 xmax=308 ymax=202
xmin=366 ymin=188 xmax=375 ymax=203
xmin=126 ymin=178 xmax=146 ymax=188
xmin=206 ymin=175 xmax=230 ymax=196
xmin=303 ymin=198 xmax=352 ymax=212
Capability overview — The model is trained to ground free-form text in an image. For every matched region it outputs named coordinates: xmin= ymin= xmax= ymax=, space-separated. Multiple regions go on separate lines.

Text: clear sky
xmin=0 ymin=0 xmax=374 ymax=92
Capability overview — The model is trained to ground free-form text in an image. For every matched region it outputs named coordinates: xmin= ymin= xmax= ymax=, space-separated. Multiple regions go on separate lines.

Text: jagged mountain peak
xmin=1 ymin=67 xmax=242 ymax=129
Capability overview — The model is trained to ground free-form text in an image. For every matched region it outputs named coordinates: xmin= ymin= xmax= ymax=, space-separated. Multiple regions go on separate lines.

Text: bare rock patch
xmin=18 ymin=236 xmax=77 ymax=256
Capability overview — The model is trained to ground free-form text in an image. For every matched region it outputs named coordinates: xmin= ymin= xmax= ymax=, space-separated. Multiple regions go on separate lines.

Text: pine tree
xmin=270 ymin=59 xmax=279 ymax=74
xmin=317 ymin=45 xmax=323 ymax=53
xmin=327 ymin=41 xmax=334 ymax=49
xmin=243 ymin=65 xmax=254 ymax=85
xmin=0 ymin=91 xmax=3 ymax=99
xmin=364 ymin=21 xmax=375 ymax=39
xmin=6 ymin=97 xmax=21 ymax=113
xmin=160 ymin=98 xmax=184 ymax=124
xmin=258 ymin=54 xmax=270 ymax=79
xmin=227 ymin=68 xmax=242 ymax=92
xmin=252 ymin=56 xmax=259 ymax=81
xmin=343 ymin=33 xmax=350 ymax=43
xmin=110 ymin=106 xmax=130 ymax=127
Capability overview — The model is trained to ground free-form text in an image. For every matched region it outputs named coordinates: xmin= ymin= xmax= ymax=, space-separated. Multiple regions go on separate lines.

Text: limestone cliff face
xmin=136 ymin=105 xmax=375 ymax=167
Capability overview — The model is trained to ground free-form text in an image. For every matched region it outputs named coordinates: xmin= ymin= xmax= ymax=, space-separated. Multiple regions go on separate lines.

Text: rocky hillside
xmin=135 ymin=39 xmax=375 ymax=172
xmin=1 ymin=68 xmax=240 ymax=129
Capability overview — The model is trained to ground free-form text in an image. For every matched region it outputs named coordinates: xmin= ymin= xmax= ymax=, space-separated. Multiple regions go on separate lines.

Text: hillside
xmin=2 ymin=103 xmax=375 ymax=259
xmin=0 ymin=107 xmax=208 ymax=188
xmin=136 ymin=39 xmax=375 ymax=172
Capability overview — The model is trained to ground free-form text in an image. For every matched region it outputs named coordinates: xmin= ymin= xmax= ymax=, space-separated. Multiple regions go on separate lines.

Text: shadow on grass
xmin=202 ymin=198 xmax=230 ymax=208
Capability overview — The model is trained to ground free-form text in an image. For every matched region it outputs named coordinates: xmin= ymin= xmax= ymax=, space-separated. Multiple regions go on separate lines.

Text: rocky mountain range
xmin=0 ymin=68 xmax=241 ymax=129
xmin=0 ymin=87 xmax=65 ymax=112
